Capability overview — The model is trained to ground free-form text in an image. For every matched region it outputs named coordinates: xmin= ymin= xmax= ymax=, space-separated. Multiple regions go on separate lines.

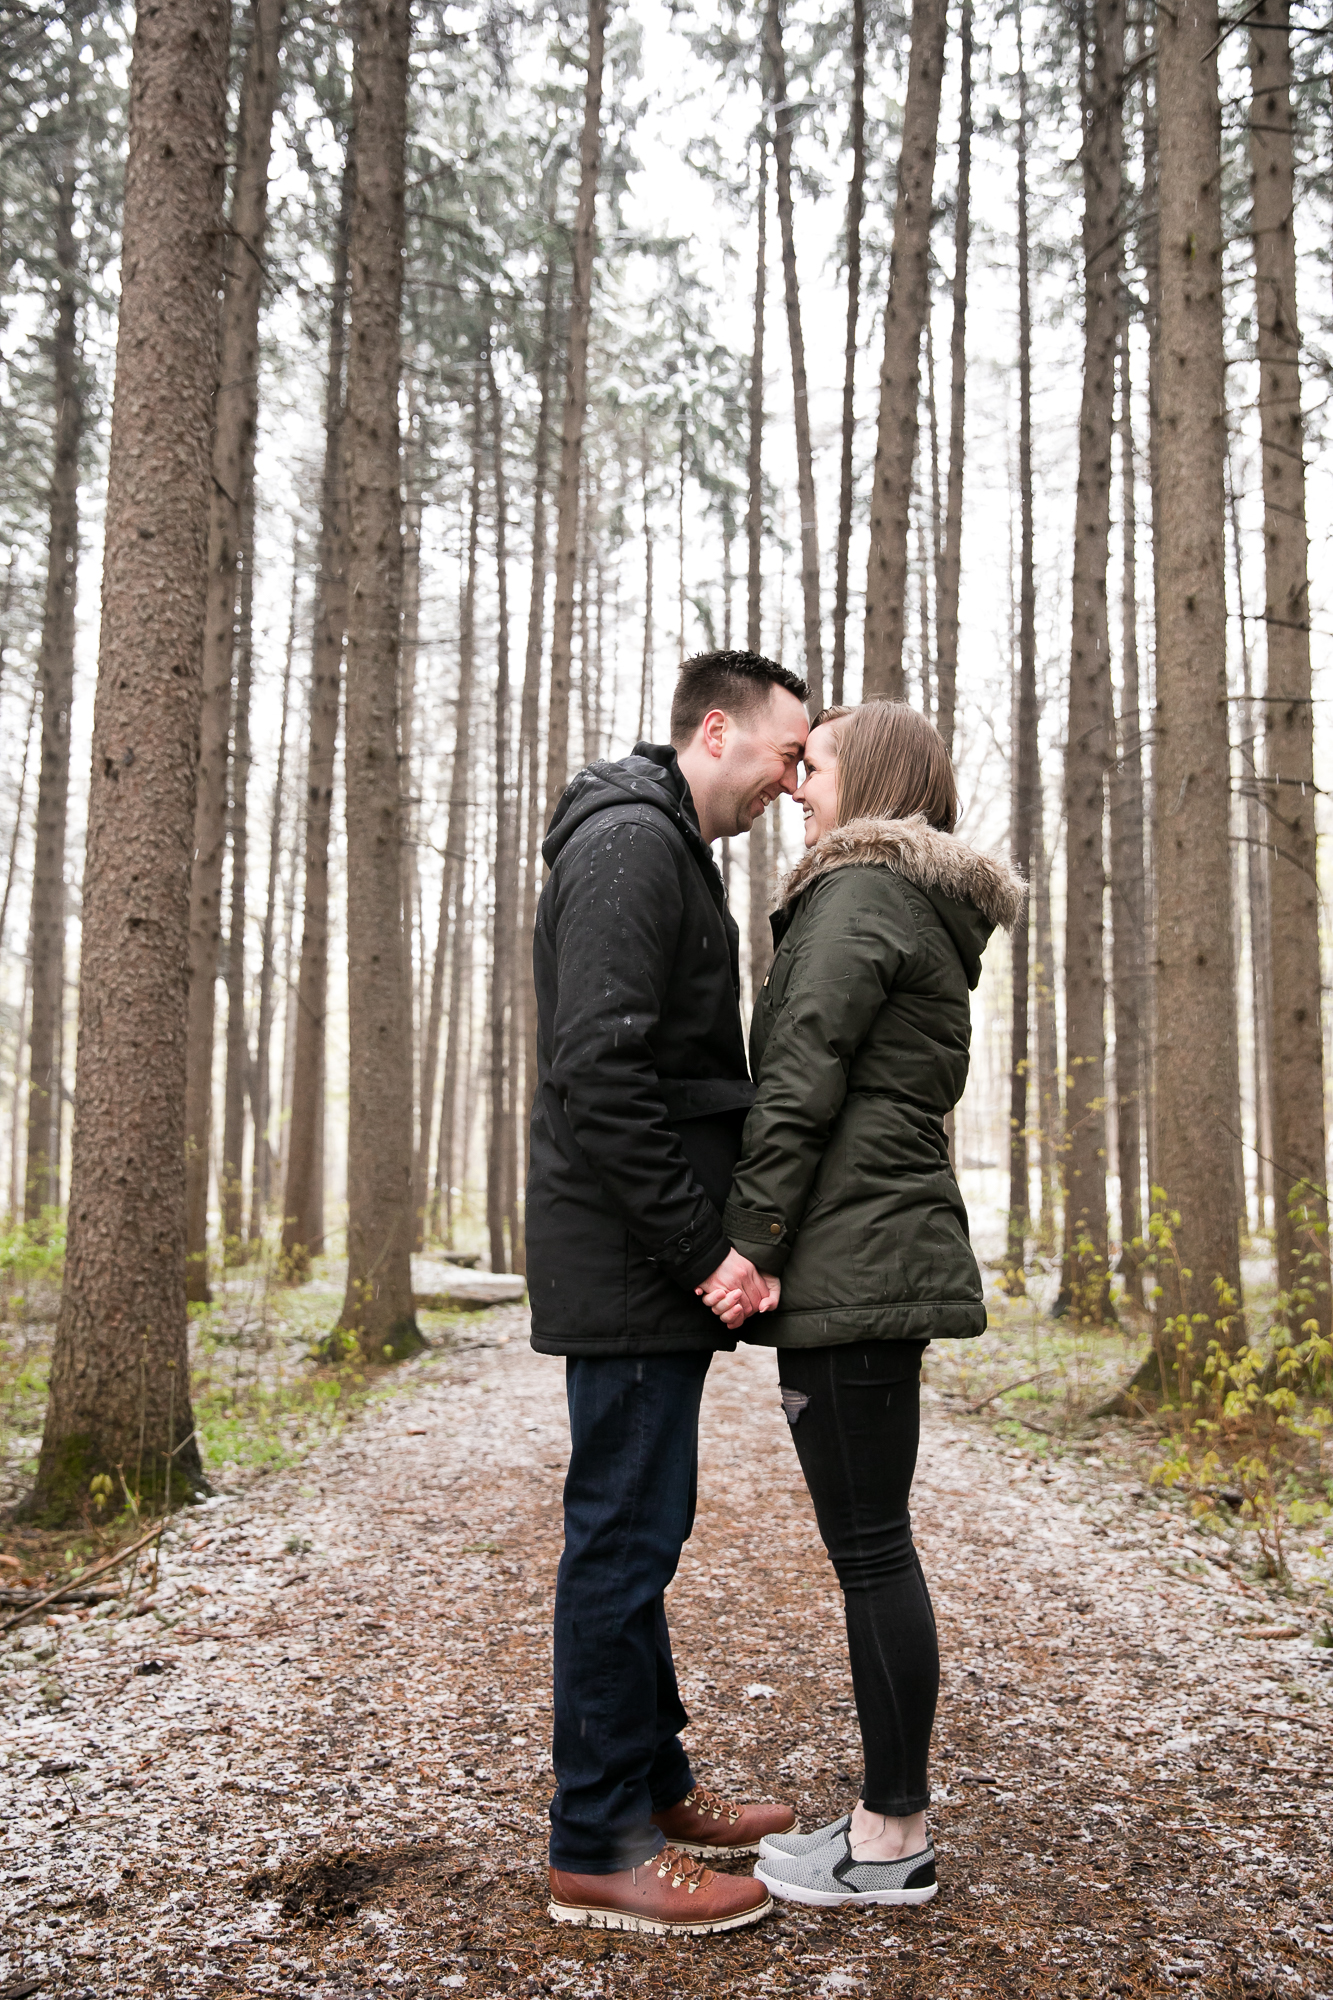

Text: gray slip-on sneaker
xmin=755 ymin=1831 xmax=937 ymax=1909
xmin=757 ymin=1813 xmax=851 ymax=1861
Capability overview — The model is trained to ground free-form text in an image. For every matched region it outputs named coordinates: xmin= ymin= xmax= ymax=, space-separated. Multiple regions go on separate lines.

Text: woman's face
xmin=793 ymin=722 xmax=840 ymax=847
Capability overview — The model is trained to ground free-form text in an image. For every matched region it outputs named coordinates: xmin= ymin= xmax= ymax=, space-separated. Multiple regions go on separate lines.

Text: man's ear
xmin=700 ymin=708 xmax=728 ymax=759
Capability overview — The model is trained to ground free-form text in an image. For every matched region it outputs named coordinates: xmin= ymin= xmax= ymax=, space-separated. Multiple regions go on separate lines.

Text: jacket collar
xmin=777 ymin=815 xmax=1026 ymax=932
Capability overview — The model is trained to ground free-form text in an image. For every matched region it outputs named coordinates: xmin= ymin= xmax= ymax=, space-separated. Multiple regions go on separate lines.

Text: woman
xmin=699 ymin=700 xmax=1024 ymax=1910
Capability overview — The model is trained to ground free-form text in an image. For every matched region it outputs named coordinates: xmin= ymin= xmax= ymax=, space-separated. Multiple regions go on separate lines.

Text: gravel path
xmin=3 ymin=1309 xmax=1331 ymax=1999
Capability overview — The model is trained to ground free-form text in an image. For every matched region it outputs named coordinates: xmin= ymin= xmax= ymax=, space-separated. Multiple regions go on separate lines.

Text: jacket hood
xmin=542 ymin=742 xmax=709 ymax=870
xmin=779 ymin=815 xmax=1027 ymax=989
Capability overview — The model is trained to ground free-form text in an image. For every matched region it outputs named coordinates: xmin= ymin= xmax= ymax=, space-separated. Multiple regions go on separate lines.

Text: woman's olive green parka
xmin=724 ymin=815 xmax=1026 ymax=1348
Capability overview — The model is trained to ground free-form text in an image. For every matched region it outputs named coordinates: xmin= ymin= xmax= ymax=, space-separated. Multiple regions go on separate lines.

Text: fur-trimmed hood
xmin=779 ymin=815 xmax=1027 ymax=933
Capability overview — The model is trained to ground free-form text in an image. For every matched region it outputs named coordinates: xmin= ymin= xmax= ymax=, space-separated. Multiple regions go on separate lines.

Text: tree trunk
xmin=1004 ymin=3 xmax=1039 ymax=1291
xmin=637 ymin=453 xmax=653 ymax=740
xmin=486 ymin=345 xmax=514 ymax=1275
xmin=25 ymin=119 xmax=82 ymax=1223
xmin=0 ymin=686 xmax=38 ymax=989
xmin=438 ymin=766 xmax=474 ymax=1248
xmin=1057 ymin=0 xmax=1123 ymax=1325
xmin=3 ymin=687 xmax=39 ymax=1223
xmin=281 ymin=145 xmax=353 ymax=1280
xmin=831 ymin=0 xmax=865 ymax=710
xmin=183 ymin=0 xmax=284 ymax=1302
xmin=1110 ymin=325 xmax=1147 ymax=1301
xmin=863 ymin=0 xmax=948 ymax=700
xmin=543 ymin=0 xmax=606 ymax=816
xmin=764 ymin=0 xmax=824 ymax=713
xmin=28 ymin=0 xmax=230 ymax=1524
xmin=335 ymin=0 xmax=421 ymax=1364
xmin=399 ymin=401 xmax=423 ymax=1131
xmin=418 ymin=389 xmax=483 ymax=1249
xmin=1034 ymin=820 xmax=1061 ymax=1255
xmin=1250 ymin=0 xmax=1328 ymax=1336
xmin=1228 ymin=461 xmax=1272 ymax=1234
xmin=250 ymin=534 xmax=297 ymax=1242
xmin=747 ymin=131 xmax=771 ymax=995
xmin=1152 ymin=0 xmax=1244 ymax=1357
xmin=934 ymin=0 xmax=971 ymax=756
xmin=220 ymin=474 xmax=256 ymax=1259
xmin=914 ymin=457 xmax=932 ymax=714
xmin=516 ymin=242 xmax=558 ymax=1241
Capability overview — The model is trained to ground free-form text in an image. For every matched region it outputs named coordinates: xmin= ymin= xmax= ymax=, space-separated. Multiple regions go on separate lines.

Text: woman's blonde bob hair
xmin=810 ymin=699 xmax=959 ymax=834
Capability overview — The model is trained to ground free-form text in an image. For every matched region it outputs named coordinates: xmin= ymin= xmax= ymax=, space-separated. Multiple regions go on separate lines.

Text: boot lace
xmin=681 ymin=1785 xmax=743 ymax=1826
xmin=653 ymin=1845 xmax=715 ymax=1893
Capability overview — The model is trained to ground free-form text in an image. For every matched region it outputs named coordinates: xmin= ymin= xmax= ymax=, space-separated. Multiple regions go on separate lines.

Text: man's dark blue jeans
xmin=549 ymin=1349 xmax=712 ymax=1873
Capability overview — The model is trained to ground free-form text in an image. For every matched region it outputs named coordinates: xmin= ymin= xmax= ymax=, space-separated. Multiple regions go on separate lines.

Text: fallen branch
xmin=955 ymin=1370 xmax=1056 ymax=1413
xmin=1 ymin=1520 xmax=168 ymax=1634
xmin=1243 ymin=1705 xmax=1320 ymax=1732
xmin=0 ymin=1587 xmax=121 ymax=1609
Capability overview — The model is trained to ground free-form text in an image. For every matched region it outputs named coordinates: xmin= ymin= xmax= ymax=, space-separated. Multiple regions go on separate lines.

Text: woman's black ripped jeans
xmin=778 ymin=1339 xmax=937 ymax=1816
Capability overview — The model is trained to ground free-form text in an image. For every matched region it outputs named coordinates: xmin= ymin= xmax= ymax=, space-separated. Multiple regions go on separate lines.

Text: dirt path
xmin=3 ymin=1311 xmax=1331 ymax=1999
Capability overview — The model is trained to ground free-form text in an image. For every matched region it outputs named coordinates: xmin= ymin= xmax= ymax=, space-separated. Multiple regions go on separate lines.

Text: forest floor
xmin=2 ymin=1288 xmax=1332 ymax=2000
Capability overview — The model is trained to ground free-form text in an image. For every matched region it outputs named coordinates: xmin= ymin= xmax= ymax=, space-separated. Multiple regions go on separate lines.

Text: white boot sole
xmin=755 ymin=1864 xmax=937 ymax=1910
xmin=666 ymin=1837 xmax=762 ymax=1858
xmin=548 ymin=1891 xmax=774 ymax=1935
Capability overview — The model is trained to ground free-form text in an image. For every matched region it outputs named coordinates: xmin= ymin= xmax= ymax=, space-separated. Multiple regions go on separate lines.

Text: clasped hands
xmin=695 ymin=1247 xmax=781 ymax=1331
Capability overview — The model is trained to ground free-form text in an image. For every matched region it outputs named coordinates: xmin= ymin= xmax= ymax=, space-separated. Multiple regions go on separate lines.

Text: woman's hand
xmin=696 ymin=1258 xmax=782 ymax=1328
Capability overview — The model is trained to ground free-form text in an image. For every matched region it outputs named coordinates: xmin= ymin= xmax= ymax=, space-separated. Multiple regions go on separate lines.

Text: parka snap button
xmin=770 ymin=1223 xmax=781 ymax=1237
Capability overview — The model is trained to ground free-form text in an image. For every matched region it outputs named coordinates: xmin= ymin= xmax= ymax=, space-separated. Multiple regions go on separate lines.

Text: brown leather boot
xmin=548 ymin=1846 xmax=773 ymax=1934
xmin=651 ymin=1784 xmax=798 ymax=1858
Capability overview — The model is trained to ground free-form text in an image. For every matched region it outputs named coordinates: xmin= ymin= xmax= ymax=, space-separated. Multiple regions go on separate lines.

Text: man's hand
xmin=696 ymin=1251 xmax=781 ymax=1330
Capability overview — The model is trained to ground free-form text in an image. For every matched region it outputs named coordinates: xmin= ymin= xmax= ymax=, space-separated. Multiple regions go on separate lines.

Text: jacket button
xmin=770 ymin=1223 xmax=781 ymax=1237
xmin=679 ymin=1238 xmax=691 ymax=1254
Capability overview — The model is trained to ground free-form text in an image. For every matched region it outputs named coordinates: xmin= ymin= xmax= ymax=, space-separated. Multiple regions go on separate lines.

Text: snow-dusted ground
xmin=3 ymin=1306 xmax=1331 ymax=1999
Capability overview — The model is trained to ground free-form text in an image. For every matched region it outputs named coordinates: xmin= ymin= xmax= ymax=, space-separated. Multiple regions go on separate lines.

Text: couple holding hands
xmin=525 ymin=650 xmax=1023 ymax=1934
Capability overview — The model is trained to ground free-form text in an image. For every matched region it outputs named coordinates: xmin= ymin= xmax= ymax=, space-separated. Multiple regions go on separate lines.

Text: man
xmin=528 ymin=650 xmax=811 ymax=1934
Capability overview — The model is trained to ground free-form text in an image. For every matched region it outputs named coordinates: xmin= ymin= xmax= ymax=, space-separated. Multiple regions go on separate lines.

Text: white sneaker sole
xmin=548 ymin=1890 xmax=773 ymax=1935
xmin=755 ymin=1864 xmax=937 ymax=1910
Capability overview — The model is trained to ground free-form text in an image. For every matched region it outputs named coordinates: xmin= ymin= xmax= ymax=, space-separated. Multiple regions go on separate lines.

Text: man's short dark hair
xmin=668 ymin=649 xmax=810 ymax=747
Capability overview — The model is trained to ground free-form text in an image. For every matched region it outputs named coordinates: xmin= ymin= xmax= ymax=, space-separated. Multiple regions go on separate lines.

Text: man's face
xmin=713 ymin=685 xmax=810 ymax=839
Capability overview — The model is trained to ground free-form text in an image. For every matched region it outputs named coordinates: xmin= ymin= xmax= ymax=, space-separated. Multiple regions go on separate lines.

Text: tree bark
xmin=747 ymin=130 xmax=771 ymax=995
xmin=543 ymin=0 xmax=606 ymax=817
xmin=335 ymin=0 xmax=421 ymax=1362
xmin=1110 ymin=324 xmax=1147 ymax=1300
xmin=1057 ymin=0 xmax=1123 ymax=1325
xmin=830 ymin=0 xmax=864 ymax=710
xmin=764 ymin=0 xmax=823 ymax=713
xmin=250 ymin=534 xmax=297 ymax=1242
xmin=1004 ymin=3 xmax=1039 ymax=1291
xmin=1152 ymin=0 xmax=1244 ymax=1355
xmin=1250 ymin=0 xmax=1328 ymax=1336
xmin=281 ymin=144 xmax=353 ymax=1280
xmin=183 ymin=0 xmax=284 ymax=1302
xmin=862 ymin=0 xmax=948 ymax=699
xmin=418 ymin=389 xmax=483 ymax=1249
xmin=486 ymin=345 xmax=514 ymax=1276
xmin=28 ymin=0 xmax=229 ymax=1524
xmin=25 ymin=114 xmax=82 ymax=1223
xmin=220 ymin=473 xmax=256 ymax=1258
xmin=934 ymin=0 xmax=971 ymax=756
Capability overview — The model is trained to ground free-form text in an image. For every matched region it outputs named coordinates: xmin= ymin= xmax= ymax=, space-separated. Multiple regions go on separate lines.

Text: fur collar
xmin=778 ymin=815 xmax=1027 ymax=932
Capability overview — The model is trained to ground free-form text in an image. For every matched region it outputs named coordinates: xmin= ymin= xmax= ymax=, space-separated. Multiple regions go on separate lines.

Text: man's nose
xmin=779 ymin=762 xmax=800 ymax=795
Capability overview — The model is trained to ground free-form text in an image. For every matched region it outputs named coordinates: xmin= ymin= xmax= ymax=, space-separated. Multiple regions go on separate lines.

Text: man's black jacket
xmin=526 ymin=743 xmax=756 ymax=1356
